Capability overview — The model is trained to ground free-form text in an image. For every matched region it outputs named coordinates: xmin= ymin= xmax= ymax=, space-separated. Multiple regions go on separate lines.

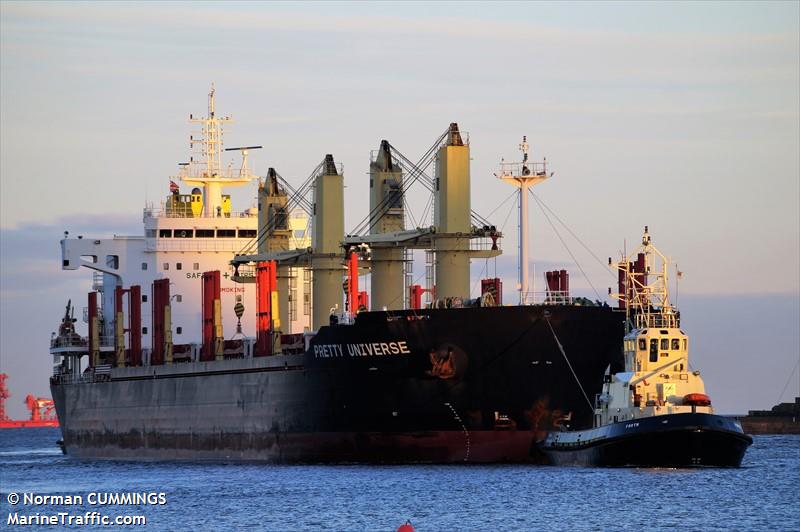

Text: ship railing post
xmin=88 ymin=291 xmax=100 ymax=368
xmin=114 ymin=285 xmax=126 ymax=368
xmin=270 ymin=260 xmax=281 ymax=354
xmin=129 ymin=285 xmax=142 ymax=366
xmin=214 ymin=298 xmax=224 ymax=360
xmin=164 ymin=304 xmax=173 ymax=365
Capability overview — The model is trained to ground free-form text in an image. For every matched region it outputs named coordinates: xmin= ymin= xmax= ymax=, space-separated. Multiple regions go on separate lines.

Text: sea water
xmin=1 ymin=428 xmax=797 ymax=531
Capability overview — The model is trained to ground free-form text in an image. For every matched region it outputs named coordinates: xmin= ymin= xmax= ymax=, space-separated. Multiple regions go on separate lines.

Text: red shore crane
xmin=0 ymin=373 xmax=59 ymax=428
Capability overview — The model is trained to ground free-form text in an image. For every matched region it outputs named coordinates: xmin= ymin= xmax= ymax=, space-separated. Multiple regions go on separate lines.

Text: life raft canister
xmin=683 ymin=393 xmax=711 ymax=407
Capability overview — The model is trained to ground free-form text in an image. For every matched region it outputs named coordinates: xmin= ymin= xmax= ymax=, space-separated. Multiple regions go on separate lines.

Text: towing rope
xmin=544 ymin=314 xmax=594 ymax=413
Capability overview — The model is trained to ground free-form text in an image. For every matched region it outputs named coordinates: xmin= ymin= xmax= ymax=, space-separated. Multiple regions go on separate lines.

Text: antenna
xmin=225 ymin=146 xmax=263 ymax=176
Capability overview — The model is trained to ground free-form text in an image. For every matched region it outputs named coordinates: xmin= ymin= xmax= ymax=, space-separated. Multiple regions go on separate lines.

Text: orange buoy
xmin=683 ymin=393 xmax=711 ymax=407
xmin=397 ymin=520 xmax=415 ymax=532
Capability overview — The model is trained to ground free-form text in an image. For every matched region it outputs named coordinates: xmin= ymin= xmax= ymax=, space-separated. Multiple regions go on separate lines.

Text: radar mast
xmin=496 ymin=136 xmax=551 ymax=304
xmin=174 ymin=85 xmax=257 ymax=217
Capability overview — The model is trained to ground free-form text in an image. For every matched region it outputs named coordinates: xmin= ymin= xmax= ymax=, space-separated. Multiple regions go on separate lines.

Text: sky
xmin=0 ymin=1 xmax=798 ymax=417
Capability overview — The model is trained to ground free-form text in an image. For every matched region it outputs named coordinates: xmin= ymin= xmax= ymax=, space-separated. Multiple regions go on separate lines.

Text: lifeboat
xmin=683 ymin=393 xmax=711 ymax=407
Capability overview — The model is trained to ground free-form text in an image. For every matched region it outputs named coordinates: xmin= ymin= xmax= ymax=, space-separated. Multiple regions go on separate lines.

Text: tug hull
xmin=541 ymin=413 xmax=753 ymax=467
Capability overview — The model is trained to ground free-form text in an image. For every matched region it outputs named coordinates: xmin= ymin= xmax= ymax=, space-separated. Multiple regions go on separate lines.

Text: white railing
xmin=520 ymin=291 xmax=574 ymax=306
xmin=145 ymin=239 xmax=248 ymax=253
xmin=633 ymin=310 xmax=679 ymax=329
xmin=50 ymin=371 xmax=95 ymax=385
xmin=499 ymin=160 xmax=548 ymax=178
xmin=470 ymin=236 xmax=502 ymax=252
xmin=143 ymin=206 xmax=257 ymax=219
xmin=51 ymin=336 xmax=87 ymax=349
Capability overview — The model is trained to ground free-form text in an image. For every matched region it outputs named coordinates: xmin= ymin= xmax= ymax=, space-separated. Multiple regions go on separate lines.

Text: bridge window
xmin=217 ymin=229 xmax=236 ymax=238
xmin=660 ymin=338 xmax=669 ymax=350
xmin=238 ymin=229 xmax=257 ymax=238
xmin=159 ymin=229 xmax=172 ymax=238
xmin=671 ymin=339 xmax=680 ymax=350
xmin=195 ymin=229 xmax=214 ymax=238
xmin=638 ymin=339 xmax=646 ymax=351
xmin=650 ymin=339 xmax=658 ymax=362
xmin=174 ymin=229 xmax=193 ymax=238
xmin=106 ymin=255 xmax=119 ymax=269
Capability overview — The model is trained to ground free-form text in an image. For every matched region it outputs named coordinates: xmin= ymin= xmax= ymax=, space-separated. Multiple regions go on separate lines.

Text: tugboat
xmin=541 ymin=227 xmax=753 ymax=467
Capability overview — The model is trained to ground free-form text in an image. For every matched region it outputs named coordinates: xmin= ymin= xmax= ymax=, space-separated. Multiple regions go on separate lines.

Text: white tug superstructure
xmin=59 ymin=88 xmax=311 ymax=368
xmin=597 ymin=227 xmax=710 ymax=426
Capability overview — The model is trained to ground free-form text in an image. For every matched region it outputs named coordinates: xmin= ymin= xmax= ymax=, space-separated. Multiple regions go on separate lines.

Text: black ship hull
xmin=52 ymin=304 xmax=624 ymax=463
xmin=541 ymin=413 xmax=753 ymax=467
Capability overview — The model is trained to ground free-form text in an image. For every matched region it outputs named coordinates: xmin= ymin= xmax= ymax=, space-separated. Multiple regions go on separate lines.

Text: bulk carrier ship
xmin=49 ymin=89 xmax=624 ymax=462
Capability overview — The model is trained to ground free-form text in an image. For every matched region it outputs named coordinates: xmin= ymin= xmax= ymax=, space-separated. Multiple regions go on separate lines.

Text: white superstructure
xmin=596 ymin=227 xmax=711 ymax=426
xmin=59 ymin=88 xmax=311 ymax=363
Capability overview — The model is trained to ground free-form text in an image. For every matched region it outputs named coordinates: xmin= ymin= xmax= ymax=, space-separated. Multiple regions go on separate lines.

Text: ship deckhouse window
xmin=660 ymin=338 xmax=669 ymax=350
xmin=238 ymin=229 xmax=257 ymax=238
xmin=650 ymin=339 xmax=658 ymax=362
xmin=142 ymin=295 xmax=147 ymax=303
xmin=176 ymin=263 xmax=182 ymax=270
xmin=193 ymin=263 xmax=199 ymax=270
xmin=175 ymin=229 xmax=193 ymax=238
xmin=217 ymin=229 xmax=236 ymax=238
xmin=142 ymin=327 xmax=148 ymax=334
xmin=683 ymin=339 xmax=687 ymax=350
xmin=671 ymin=339 xmax=680 ymax=350
xmin=141 ymin=262 xmax=148 ymax=271
xmin=163 ymin=263 xmax=169 ymax=270
xmin=638 ymin=339 xmax=646 ymax=351
xmin=176 ymin=327 xmax=182 ymax=335
xmin=175 ymin=295 xmax=182 ymax=302
xmin=196 ymin=229 xmax=214 ymax=238
xmin=159 ymin=229 xmax=172 ymax=238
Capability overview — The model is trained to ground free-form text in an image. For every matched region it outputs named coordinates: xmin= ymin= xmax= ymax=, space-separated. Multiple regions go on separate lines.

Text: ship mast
xmin=612 ymin=227 xmax=678 ymax=331
xmin=176 ymin=85 xmax=257 ymax=217
xmin=497 ymin=137 xmax=550 ymax=304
